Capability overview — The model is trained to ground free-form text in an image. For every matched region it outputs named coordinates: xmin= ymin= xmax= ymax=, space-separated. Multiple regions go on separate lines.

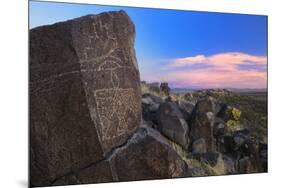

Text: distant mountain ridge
xmin=171 ymin=87 xmax=267 ymax=94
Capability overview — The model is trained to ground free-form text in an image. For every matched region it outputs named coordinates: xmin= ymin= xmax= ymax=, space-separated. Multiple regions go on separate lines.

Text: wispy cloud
xmin=170 ymin=52 xmax=267 ymax=71
xmin=142 ymin=52 xmax=267 ymax=89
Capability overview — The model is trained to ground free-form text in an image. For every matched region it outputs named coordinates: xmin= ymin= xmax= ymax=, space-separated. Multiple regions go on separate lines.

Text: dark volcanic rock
xmin=192 ymin=152 xmax=221 ymax=167
xmin=259 ymin=143 xmax=268 ymax=172
xmin=160 ymin=82 xmax=171 ymax=96
xmin=217 ymin=104 xmax=233 ymax=121
xmin=222 ymin=155 xmax=236 ymax=174
xmin=213 ymin=117 xmax=225 ymax=138
xmin=189 ymin=99 xmax=216 ymax=152
xmin=192 ymin=138 xmax=207 ymax=154
xmin=142 ymin=93 xmax=163 ymax=124
xmin=178 ymin=100 xmax=195 ymax=121
xmin=52 ymin=126 xmax=191 ymax=185
xmin=156 ymin=102 xmax=189 ymax=150
xmin=142 ymin=93 xmax=163 ymax=104
xmin=218 ymin=132 xmax=263 ymax=173
xmin=52 ymin=160 xmax=114 ymax=186
xmin=30 ymin=11 xmax=141 ymax=186
xmin=109 ymin=127 xmax=190 ymax=181
xmin=178 ymin=101 xmax=195 ymax=115
xmin=237 ymin=156 xmax=256 ymax=174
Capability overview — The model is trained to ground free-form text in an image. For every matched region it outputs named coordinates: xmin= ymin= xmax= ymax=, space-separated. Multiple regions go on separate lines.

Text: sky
xmin=29 ymin=1 xmax=268 ymax=89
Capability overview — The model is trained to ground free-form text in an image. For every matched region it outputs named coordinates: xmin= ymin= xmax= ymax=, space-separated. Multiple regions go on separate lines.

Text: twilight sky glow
xmin=29 ymin=1 xmax=268 ymax=89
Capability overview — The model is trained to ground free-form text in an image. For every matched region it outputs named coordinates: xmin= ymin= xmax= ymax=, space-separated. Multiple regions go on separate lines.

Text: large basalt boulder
xmin=189 ymin=99 xmax=216 ymax=152
xmin=142 ymin=93 xmax=163 ymax=125
xmin=217 ymin=104 xmax=234 ymax=121
xmin=213 ymin=117 xmax=225 ymax=138
xmin=178 ymin=100 xmax=195 ymax=121
xmin=156 ymin=102 xmax=189 ymax=150
xmin=30 ymin=11 xmax=141 ymax=186
xmin=52 ymin=160 xmax=114 ymax=186
xmin=109 ymin=127 xmax=191 ymax=181
xmin=52 ymin=126 xmax=191 ymax=185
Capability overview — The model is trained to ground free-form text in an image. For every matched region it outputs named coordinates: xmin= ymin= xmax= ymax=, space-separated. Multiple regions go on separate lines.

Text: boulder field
xmin=30 ymin=11 xmax=190 ymax=187
xmin=30 ymin=10 xmax=267 ymax=187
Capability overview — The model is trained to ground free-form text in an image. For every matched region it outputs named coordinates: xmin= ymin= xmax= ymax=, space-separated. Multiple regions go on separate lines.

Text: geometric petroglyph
xmin=91 ymin=49 xmax=138 ymax=143
xmin=75 ymin=16 xmax=140 ymax=145
xmin=94 ymin=88 xmax=139 ymax=141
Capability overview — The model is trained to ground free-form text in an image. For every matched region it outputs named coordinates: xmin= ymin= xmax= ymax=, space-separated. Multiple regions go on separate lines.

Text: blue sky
xmin=29 ymin=1 xmax=268 ymax=89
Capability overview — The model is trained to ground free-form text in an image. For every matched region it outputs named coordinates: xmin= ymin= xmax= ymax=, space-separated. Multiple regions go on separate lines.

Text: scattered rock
xmin=213 ymin=117 xmax=225 ymax=137
xmin=192 ymin=138 xmax=207 ymax=154
xmin=156 ymin=102 xmax=189 ymax=150
xmin=142 ymin=93 xmax=163 ymax=125
xmin=259 ymin=143 xmax=268 ymax=172
xmin=142 ymin=93 xmax=163 ymax=104
xmin=222 ymin=155 xmax=236 ymax=174
xmin=146 ymin=82 xmax=161 ymax=93
xmin=240 ymin=139 xmax=263 ymax=172
xmin=160 ymin=82 xmax=171 ymax=96
xmin=178 ymin=100 xmax=195 ymax=121
xmin=237 ymin=156 xmax=256 ymax=174
xmin=189 ymin=99 xmax=216 ymax=152
xmin=217 ymin=104 xmax=233 ymax=121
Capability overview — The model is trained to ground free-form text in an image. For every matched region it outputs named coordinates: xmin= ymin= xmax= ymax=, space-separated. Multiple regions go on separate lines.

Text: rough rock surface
xmin=179 ymin=100 xmax=194 ymax=120
xmin=142 ymin=93 xmax=163 ymax=125
xmin=52 ymin=160 xmax=114 ymax=186
xmin=52 ymin=126 xmax=191 ymax=185
xmin=189 ymin=99 xmax=216 ymax=152
xmin=192 ymin=138 xmax=207 ymax=154
xmin=109 ymin=127 xmax=190 ymax=181
xmin=141 ymin=83 xmax=267 ymax=176
xmin=30 ymin=11 xmax=141 ymax=186
xmin=156 ymin=102 xmax=189 ymax=150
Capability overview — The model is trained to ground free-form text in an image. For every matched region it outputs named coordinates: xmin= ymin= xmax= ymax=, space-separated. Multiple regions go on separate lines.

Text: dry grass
xmin=141 ymin=83 xmax=182 ymax=102
xmin=141 ymin=83 xmax=166 ymax=99
xmin=167 ymin=138 xmax=227 ymax=176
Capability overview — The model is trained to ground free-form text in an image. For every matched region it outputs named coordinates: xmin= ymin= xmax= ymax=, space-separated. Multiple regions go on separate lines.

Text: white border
xmin=1 ymin=0 xmax=280 ymax=188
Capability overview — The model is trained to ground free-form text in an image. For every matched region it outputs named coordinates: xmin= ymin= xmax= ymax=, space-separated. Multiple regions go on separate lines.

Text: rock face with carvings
xmin=30 ymin=11 xmax=141 ymax=186
xmin=52 ymin=126 xmax=190 ymax=185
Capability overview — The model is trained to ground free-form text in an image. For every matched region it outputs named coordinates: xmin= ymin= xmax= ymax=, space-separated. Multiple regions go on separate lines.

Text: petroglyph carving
xmin=90 ymin=47 xmax=138 ymax=142
xmin=94 ymin=88 xmax=139 ymax=141
xmin=30 ymin=11 xmax=142 ymax=186
xmin=76 ymin=23 xmax=139 ymax=143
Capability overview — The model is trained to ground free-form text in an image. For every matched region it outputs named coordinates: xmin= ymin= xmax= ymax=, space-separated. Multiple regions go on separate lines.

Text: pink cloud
xmin=143 ymin=52 xmax=267 ymax=89
xmin=170 ymin=52 xmax=267 ymax=72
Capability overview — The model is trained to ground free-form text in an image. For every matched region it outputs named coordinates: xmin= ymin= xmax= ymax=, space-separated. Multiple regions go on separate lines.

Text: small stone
xmin=192 ymin=138 xmax=207 ymax=154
